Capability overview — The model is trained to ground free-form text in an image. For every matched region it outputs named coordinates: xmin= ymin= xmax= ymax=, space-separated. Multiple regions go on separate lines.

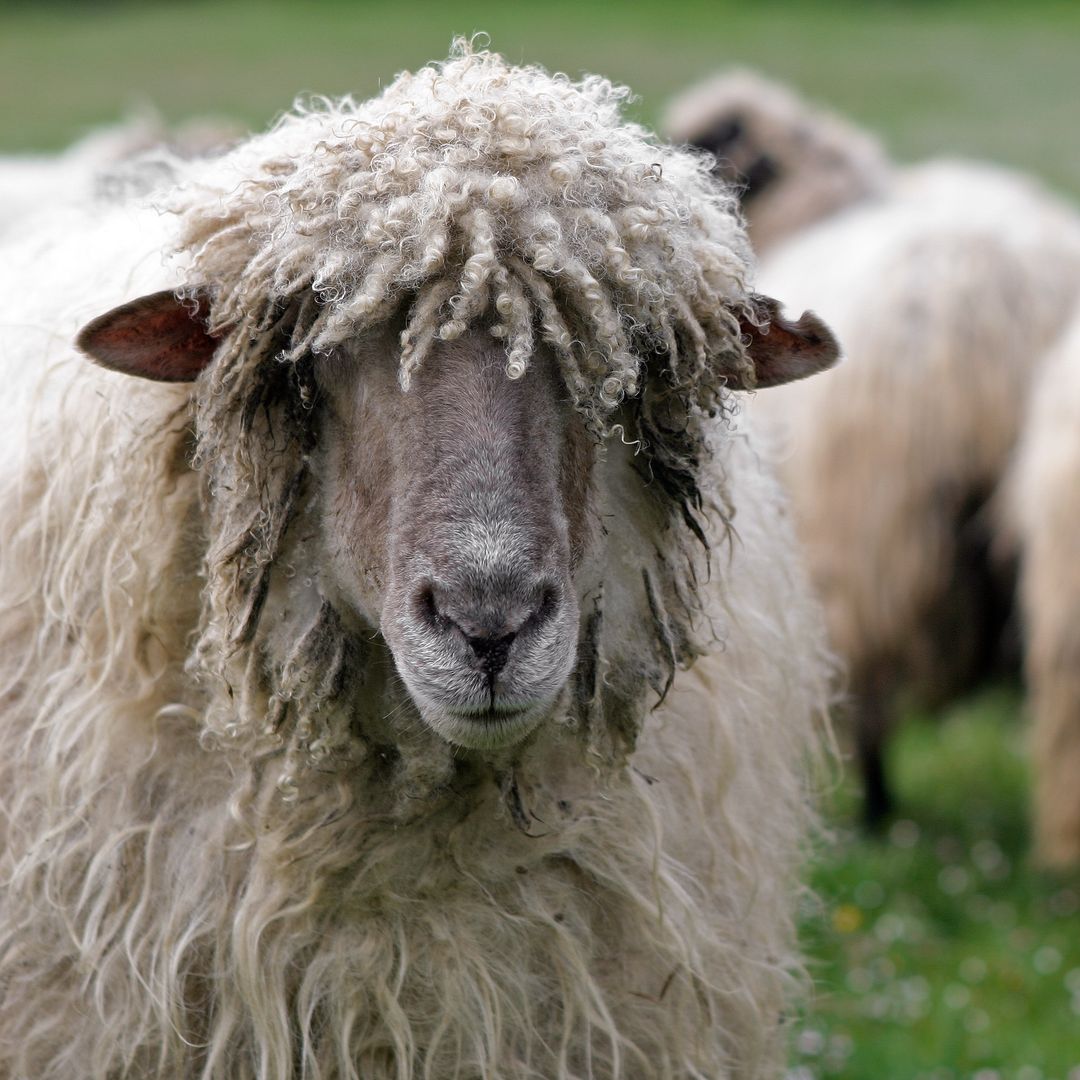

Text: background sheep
xmin=666 ymin=70 xmax=1080 ymax=824
xmin=1008 ymin=305 xmax=1080 ymax=868
xmin=753 ymin=158 xmax=1080 ymax=825
xmin=0 ymin=46 xmax=838 ymax=1079
xmin=661 ymin=69 xmax=892 ymax=255
xmin=0 ymin=111 xmax=240 ymax=240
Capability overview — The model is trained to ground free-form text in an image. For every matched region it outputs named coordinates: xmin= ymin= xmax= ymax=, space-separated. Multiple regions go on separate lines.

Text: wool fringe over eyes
xmin=176 ymin=40 xmax=755 ymax=421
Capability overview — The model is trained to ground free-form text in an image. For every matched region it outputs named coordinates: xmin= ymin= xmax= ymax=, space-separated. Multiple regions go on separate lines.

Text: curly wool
xmin=178 ymin=42 xmax=754 ymax=417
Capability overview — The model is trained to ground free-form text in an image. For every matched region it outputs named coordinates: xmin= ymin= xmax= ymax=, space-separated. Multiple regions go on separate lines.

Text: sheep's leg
xmin=1032 ymin=672 xmax=1080 ymax=867
xmin=852 ymin=668 xmax=894 ymax=831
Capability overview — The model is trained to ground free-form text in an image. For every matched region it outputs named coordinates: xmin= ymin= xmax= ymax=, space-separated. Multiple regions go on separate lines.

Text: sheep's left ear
xmin=734 ymin=293 xmax=840 ymax=389
xmin=76 ymin=289 xmax=219 ymax=382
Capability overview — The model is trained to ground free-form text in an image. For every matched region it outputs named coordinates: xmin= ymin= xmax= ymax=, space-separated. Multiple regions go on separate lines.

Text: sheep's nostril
xmin=414 ymin=583 xmax=447 ymax=632
xmin=533 ymin=585 xmax=559 ymax=628
xmin=412 ymin=577 xmax=562 ymax=677
xmin=464 ymin=631 xmax=518 ymax=678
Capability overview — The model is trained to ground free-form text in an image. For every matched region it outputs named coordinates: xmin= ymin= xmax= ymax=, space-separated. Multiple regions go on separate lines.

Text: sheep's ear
xmin=76 ymin=289 xmax=218 ymax=382
xmin=734 ymin=293 xmax=839 ymax=389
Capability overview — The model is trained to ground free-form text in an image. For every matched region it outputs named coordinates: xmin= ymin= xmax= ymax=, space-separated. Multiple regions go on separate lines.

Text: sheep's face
xmin=313 ymin=326 xmax=592 ymax=751
xmin=689 ymin=112 xmax=782 ymax=211
xmin=76 ymin=288 xmax=838 ymax=753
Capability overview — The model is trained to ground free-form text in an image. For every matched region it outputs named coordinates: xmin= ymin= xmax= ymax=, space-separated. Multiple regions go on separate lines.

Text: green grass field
xmin=794 ymin=687 xmax=1080 ymax=1080
xmin=3 ymin=2 xmax=1079 ymax=1076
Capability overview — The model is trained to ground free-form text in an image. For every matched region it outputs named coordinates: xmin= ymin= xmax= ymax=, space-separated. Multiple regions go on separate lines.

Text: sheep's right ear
xmin=76 ymin=289 xmax=219 ymax=382
xmin=734 ymin=293 xmax=840 ymax=389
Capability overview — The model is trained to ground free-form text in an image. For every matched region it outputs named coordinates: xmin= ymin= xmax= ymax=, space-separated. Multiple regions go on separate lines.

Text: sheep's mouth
xmin=431 ymin=704 xmax=545 ymax=751
xmin=447 ymin=705 xmax=533 ymax=722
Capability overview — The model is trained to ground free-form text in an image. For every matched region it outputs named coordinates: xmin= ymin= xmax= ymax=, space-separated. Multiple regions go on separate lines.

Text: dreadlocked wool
xmin=0 ymin=44 xmax=831 ymax=1079
xmin=177 ymin=45 xmax=754 ymax=415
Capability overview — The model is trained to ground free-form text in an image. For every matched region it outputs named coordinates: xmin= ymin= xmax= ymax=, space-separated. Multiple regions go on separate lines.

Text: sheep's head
xmin=663 ymin=70 xmax=891 ymax=252
xmin=315 ymin=324 xmax=591 ymax=750
xmin=74 ymin=47 xmax=841 ymax=775
xmin=78 ymin=288 xmax=836 ymax=755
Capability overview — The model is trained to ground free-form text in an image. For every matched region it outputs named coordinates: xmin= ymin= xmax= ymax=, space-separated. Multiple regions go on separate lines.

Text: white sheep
xmin=0 ymin=45 xmax=838 ymax=1078
xmin=752 ymin=158 xmax=1080 ymax=823
xmin=0 ymin=111 xmax=240 ymax=240
xmin=662 ymin=69 xmax=891 ymax=254
xmin=665 ymin=70 xmax=1080 ymax=822
xmin=1007 ymin=305 xmax=1080 ymax=867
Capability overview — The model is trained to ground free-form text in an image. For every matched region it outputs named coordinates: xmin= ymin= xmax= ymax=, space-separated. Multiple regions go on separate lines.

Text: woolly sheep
xmin=665 ymin=69 xmax=1080 ymax=822
xmin=662 ymin=69 xmax=891 ymax=254
xmin=752 ymin=159 xmax=1080 ymax=824
xmin=0 ymin=46 xmax=839 ymax=1079
xmin=1008 ymin=305 xmax=1080 ymax=867
xmin=0 ymin=111 xmax=240 ymax=240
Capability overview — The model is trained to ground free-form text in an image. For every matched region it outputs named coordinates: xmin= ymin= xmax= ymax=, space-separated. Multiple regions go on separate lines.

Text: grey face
xmin=315 ymin=327 xmax=595 ymax=750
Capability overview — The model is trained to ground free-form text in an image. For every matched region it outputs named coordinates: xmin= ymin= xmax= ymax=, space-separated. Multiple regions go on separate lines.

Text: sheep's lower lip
xmin=429 ymin=704 xmax=545 ymax=750
xmin=446 ymin=705 xmax=533 ymax=722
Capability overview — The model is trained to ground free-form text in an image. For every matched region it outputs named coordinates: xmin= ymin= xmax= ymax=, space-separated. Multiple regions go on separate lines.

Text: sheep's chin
xmin=421 ymin=704 xmax=548 ymax=751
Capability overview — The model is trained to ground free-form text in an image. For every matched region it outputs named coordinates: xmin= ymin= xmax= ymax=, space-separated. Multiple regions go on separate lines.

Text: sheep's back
xmin=751 ymin=160 xmax=1080 ymax=678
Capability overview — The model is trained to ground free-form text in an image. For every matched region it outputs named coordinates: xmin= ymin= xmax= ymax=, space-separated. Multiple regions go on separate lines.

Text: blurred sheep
xmin=1008 ymin=306 xmax=1080 ymax=867
xmin=666 ymin=71 xmax=1080 ymax=825
xmin=0 ymin=109 xmax=241 ymax=239
xmin=662 ymin=69 xmax=891 ymax=254
xmin=756 ymin=160 xmax=1080 ymax=824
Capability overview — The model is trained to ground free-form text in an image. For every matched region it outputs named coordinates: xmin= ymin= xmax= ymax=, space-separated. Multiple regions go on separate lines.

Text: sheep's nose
xmin=463 ymin=629 xmax=517 ymax=677
xmin=414 ymin=580 xmax=557 ymax=674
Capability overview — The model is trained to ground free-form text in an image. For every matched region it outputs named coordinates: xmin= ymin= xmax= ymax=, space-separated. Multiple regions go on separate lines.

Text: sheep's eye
xmin=310 ymin=352 xmax=354 ymax=394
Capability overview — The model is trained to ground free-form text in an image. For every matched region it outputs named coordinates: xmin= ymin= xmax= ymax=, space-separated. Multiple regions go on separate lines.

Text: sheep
xmin=661 ymin=69 xmax=892 ymax=254
xmin=1008 ymin=306 xmax=1080 ymax=867
xmin=664 ymin=70 xmax=1080 ymax=824
xmin=750 ymin=158 xmax=1080 ymax=825
xmin=0 ymin=44 xmax=840 ymax=1079
xmin=0 ymin=110 xmax=241 ymax=240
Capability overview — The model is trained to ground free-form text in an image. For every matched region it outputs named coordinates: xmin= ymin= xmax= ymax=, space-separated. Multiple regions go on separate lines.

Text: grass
xmin=794 ymin=686 xmax=1080 ymax=1080
xmin=4 ymin=2 xmax=1080 ymax=1074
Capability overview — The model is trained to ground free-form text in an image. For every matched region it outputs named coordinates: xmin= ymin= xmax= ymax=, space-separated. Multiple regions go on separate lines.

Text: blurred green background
xmin=3 ymin=0 xmax=1080 ymax=199
xmin=3 ymin=2 xmax=1078 ymax=1078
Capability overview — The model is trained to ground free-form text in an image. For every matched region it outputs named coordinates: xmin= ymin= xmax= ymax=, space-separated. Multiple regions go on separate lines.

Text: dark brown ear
xmin=75 ymin=289 xmax=218 ymax=382
xmin=735 ymin=293 xmax=840 ymax=389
